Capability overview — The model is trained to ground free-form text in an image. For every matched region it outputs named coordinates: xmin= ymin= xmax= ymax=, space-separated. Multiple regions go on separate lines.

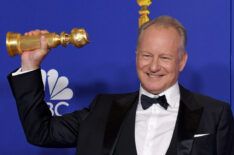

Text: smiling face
xmin=136 ymin=25 xmax=188 ymax=94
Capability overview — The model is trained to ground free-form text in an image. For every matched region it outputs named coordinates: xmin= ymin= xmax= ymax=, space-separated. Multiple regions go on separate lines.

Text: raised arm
xmin=7 ymin=30 xmax=93 ymax=147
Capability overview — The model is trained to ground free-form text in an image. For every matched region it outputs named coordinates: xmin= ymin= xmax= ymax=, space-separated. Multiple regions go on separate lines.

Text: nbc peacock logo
xmin=41 ymin=69 xmax=73 ymax=116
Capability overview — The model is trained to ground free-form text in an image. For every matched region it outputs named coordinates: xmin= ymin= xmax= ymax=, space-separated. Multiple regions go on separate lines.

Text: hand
xmin=21 ymin=29 xmax=50 ymax=71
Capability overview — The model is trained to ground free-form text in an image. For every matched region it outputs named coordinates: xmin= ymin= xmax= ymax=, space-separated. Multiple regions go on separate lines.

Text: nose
xmin=149 ymin=57 xmax=160 ymax=72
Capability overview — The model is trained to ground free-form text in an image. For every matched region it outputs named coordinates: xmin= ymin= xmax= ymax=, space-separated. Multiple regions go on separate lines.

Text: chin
xmin=143 ymin=84 xmax=165 ymax=94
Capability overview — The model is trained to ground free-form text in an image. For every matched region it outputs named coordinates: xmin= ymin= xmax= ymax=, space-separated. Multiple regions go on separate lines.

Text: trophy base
xmin=6 ymin=32 xmax=22 ymax=57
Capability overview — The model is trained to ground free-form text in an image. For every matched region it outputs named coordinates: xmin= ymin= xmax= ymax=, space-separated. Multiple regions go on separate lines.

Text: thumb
xmin=40 ymin=36 xmax=49 ymax=53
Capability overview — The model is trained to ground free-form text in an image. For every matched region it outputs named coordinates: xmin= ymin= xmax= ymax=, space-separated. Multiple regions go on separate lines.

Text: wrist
xmin=21 ymin=64 xmax=40 ymax=72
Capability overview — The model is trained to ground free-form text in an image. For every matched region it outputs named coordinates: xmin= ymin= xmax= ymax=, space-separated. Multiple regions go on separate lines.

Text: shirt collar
xmin=139 ymin=82 xmax=180 ymax=108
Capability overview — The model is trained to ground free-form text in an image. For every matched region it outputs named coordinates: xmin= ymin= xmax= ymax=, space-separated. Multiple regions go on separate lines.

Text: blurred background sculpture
xmin=137 ymin=0 xmax=152 ymax=28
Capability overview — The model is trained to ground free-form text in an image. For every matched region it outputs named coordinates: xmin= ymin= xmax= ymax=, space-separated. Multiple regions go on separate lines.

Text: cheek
xmin=160 ymin=61 xmax=171 ymax=69
xmin=137 ymin=58 xmax=148 ymax=70
xmin=161 ymin=61 xmax=178 ymax=73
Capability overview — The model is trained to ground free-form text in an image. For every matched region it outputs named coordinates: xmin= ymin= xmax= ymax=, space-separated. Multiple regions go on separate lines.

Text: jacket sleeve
xmin=216 ymin=103 xmax=234 ymax=155
xmin=8 ymin=68 xmax=97 ymax=148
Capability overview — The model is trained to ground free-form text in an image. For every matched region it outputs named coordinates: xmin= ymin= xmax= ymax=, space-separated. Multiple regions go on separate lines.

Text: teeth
xmin=150 ymin=75 xmax=159 ymax=77
xmin=147 ymin=73 xmax=160 ymax=77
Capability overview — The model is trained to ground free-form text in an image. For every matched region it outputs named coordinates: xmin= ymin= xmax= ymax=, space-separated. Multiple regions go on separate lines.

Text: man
xmin=8 ymin=16 xmax=234 ymax=155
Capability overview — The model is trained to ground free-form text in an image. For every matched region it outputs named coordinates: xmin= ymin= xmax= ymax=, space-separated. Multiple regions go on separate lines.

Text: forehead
xmin=137 ymin=25 xmax=182 ymax=53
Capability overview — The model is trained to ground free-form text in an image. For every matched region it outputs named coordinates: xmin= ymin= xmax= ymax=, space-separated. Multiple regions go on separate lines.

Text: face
xmin=136 ymin=25 xmax=187 ymax=94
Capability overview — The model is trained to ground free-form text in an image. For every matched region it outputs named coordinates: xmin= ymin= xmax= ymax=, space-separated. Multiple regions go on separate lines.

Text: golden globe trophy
xmin=137 ymin=0 xmax=152 ymax=28
xmin=6 ymin=28 xmax=90 ymax=57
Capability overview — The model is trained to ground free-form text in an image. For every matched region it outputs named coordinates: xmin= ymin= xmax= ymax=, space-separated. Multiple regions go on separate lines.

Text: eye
xmin=161 ymin=56 xmax=170 ymax=60
xmin=142 ymin=54 xmax=152 ymax=58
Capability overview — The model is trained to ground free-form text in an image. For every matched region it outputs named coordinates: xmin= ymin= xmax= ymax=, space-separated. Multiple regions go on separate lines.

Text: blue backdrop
xmin=0 ymin=0 xmax=233 ymax=154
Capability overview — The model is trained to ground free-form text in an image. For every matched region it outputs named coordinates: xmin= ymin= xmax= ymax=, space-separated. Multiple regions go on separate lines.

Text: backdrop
xmin=0 ymin=0 xmax=233 ymax=154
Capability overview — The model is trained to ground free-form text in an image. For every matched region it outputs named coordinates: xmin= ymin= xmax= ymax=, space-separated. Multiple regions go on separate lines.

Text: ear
xmin=179 ymin=52 xmax=188 ymax=72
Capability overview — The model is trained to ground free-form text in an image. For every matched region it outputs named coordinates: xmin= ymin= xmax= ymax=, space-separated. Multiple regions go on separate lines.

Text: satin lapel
xmin=176 ymin=86 xmax=204 ymax=155
xmin=103 ymin=91 xmax=139 ymax=155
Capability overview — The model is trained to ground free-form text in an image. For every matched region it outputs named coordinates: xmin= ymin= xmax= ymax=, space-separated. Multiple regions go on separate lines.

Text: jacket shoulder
xmin=180 ymin=85 xmax=229 ymax=109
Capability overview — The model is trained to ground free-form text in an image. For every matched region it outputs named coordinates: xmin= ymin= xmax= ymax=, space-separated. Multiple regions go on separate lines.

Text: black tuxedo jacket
xmin=8 ymin=69 xmax=234 ymax=155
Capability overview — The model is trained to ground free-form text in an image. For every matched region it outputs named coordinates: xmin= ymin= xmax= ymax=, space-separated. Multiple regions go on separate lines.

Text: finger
xmin=28 ymin=31 xmax=33 ymax=36
xmin=41 ymin=30 xmax=49 ymax=34
xmin=32 ymin=29 xmax=41 ymax=35
xmin=40 ymin=36 xmax=49 ymax=54
xmin=25 ymin=29 xmax=43 ymax=36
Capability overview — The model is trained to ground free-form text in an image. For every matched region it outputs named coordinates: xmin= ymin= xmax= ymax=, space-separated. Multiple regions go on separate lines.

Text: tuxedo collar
xmin=178 ymin=85 xmax=204 ymax=140
xmin=179 ymin=85 xmax=203 ymax=111
xmin=103 ymin=91 xmax=139 ymax=155
xmin=167 ymin=85 xmax=204 ymax=155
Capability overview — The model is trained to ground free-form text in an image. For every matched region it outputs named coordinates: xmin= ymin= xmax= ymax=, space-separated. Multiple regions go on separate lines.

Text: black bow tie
xmin=141 ymin=94 xmax=169 ymax=110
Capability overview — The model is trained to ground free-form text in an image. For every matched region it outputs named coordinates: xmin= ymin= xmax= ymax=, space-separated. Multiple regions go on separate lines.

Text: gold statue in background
xmin=137 ymin=0 xmax=152 ymax=28
xmin=6 ymin=28 xmax=90 ymax=57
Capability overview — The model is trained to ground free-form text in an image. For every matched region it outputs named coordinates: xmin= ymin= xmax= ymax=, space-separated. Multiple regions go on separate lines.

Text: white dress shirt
xmin=135 ymin=83 xmax=180 ymax=155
